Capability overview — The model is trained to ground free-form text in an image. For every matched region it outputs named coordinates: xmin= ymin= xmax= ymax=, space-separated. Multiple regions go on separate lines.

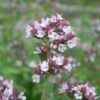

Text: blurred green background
xmin=0 ymin=0 xmax=100 ymax=100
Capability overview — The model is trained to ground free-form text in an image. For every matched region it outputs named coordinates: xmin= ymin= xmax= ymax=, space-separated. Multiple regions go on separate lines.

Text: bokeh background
xmin=0 ymin=0 xmax=100 ymax=100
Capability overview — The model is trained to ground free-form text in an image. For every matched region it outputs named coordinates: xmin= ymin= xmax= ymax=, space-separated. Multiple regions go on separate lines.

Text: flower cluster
xmin=26 ymin=13 xmax=78 ymax=52
xmin=59 ymin=81 xmax=96 ymax=100
xmin=0 ymin=76 xmax=26 ymax=100
xmin=32 ymin=54 xmax=72 ymax=83
xmin=26 ymin=14 xmax=79 ymax=83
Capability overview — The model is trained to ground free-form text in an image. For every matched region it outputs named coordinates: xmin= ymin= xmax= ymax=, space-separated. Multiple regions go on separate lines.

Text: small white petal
xmin=32 ymin=74 xmax=40 ymax=83
xmin=0 ymin=76 xmax=4 ymax=81
xmin=40 ymin=61 xmax=49 ymax=72
xmin=34 ymin=21 xmax=42 ymax=30
xmin=63 ymin=26 xmax=72 ymax=35
xmin=40 ymin=18 xmax=50 ymax=27
xmin=36 ymin=30 xmax=45 ymax=38
xmin=18 ymin=92 xmax=26 ymax=100
xmin=58 ymin=44 xmax=67 ymax=52
xmin=51 ymin=15 xmax=57 ymax=22
xmin=57 ymin=14 xmax=63 ymax=20
xmin=67 ymin=37 xmax=77 ymax=48
xmin=63 ymin=63 xmax=72 ymax=72
xmin=74 ymin=92 xmax=82 ymax=100
xmin=53 ymin=55 xmax=64 ymax=66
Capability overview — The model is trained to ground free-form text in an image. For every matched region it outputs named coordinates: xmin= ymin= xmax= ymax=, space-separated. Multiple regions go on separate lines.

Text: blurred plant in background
xmin=0 ymin=0 xmax=100 ymax=100
xmin=0 ymin=76 xmax=26 ymax=100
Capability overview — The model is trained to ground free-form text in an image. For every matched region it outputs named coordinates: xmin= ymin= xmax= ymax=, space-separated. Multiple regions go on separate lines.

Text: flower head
xmin=40 ymin=61 xmax=49 ymax=72
xmin=59 ymin=81 xmax=96 ymax=100
xmin=26 ymin=14 xmax=78 ymax=52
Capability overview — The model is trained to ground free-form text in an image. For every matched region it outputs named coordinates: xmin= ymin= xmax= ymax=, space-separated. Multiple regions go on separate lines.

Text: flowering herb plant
xmin=59 ymin=81 xmax=96 ymax=100
xmin=0 ymin=76 xmax=26 ymax=100
xmin=26 ymin=14 xmax=97 ymax=100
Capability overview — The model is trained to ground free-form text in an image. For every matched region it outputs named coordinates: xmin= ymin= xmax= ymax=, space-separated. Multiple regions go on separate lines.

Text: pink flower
xmin=40 ymin=18 xmax=50 ymax=28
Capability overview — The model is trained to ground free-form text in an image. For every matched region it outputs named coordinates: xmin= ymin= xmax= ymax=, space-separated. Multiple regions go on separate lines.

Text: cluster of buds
xmin=26 ymin=13 xmax=78 ymax=53
xmin=26 ymin=14 xmax=78 ymax=83
xmin=59 ymin=81 xmax=96 ymax=100
xmin=32 ymin=54 xmax=72 ymax=83
xmin=0 ymin=76 xmax=26 ymax=100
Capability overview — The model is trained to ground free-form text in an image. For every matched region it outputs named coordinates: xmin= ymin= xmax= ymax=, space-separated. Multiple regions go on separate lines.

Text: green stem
xmin=41 ymin=89 xmax=48 ymax=100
